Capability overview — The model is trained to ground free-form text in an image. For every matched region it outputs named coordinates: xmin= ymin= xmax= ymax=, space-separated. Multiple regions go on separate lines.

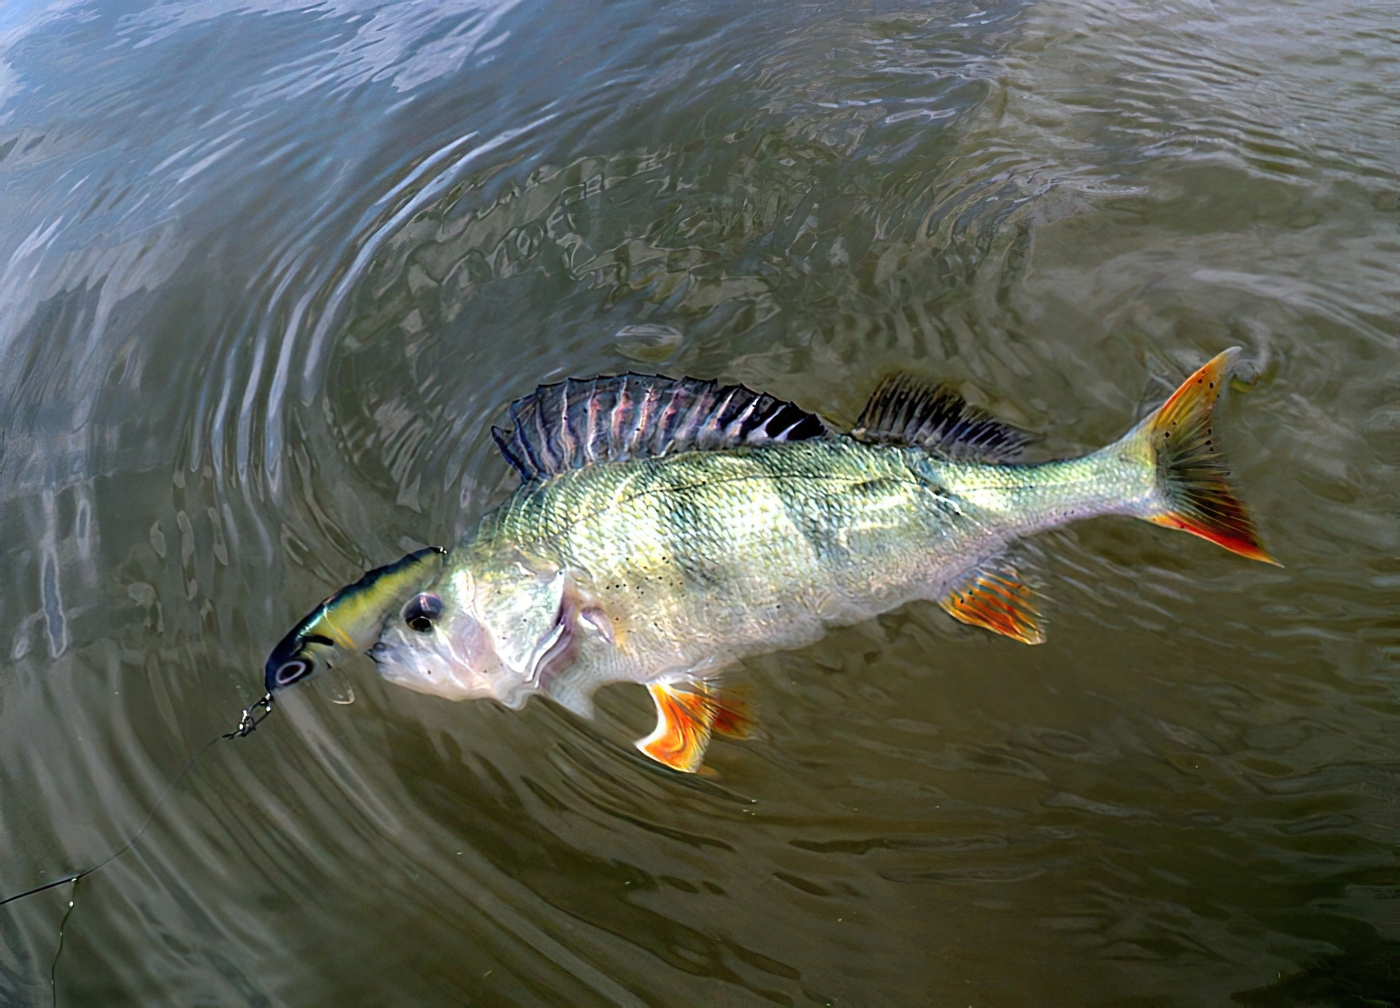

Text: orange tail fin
xmin=1132 ymin=348 xmax=1279 ymax=565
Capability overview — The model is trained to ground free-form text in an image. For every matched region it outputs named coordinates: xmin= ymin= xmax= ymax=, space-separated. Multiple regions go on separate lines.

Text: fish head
xmin=369 ymin=550 xmax=571 ymax=709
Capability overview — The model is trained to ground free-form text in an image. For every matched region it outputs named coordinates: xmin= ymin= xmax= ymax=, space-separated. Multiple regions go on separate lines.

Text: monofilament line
xmin=0 ymin=693 xmax=275 ymax=1006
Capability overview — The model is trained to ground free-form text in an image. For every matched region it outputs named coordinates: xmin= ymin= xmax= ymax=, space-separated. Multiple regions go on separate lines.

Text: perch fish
xmin=266 ymin=348 xmax=1276 ymax=772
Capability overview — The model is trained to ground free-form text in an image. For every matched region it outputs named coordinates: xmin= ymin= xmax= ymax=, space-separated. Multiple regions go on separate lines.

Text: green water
xmin=1 ymin=0 xmax=1396 ymax=1004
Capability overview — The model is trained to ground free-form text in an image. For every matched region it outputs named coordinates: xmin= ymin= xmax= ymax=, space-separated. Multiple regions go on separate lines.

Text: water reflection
xmin=1 ymin=0 xmax=1396 ymax=1004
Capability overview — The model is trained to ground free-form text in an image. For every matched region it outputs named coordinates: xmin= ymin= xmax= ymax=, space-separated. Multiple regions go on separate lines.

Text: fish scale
xmin=542 ymin=443 xmax=1019 ymax=657
xmin=268 ymin=349 xmax=1277 ymax=773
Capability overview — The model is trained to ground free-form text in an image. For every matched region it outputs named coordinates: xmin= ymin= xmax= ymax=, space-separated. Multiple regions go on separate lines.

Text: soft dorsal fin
xmin=491 ymin=374 xmax=827 ymax=482
xmin=851 ymin=373 xmax=1032 ymax=462
xmin=938 ymin=555 xmax=1045 ymax=645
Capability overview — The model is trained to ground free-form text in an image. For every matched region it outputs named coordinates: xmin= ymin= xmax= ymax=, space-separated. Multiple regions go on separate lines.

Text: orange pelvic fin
xmin=939 ymin=558 xmax=1045 ymax=645
xmin=636 ymin=682 xmax=754 ymax=772
xmin=1138 ymin=348 xmax=1280 ymax=566
xmin=708 ymin=685 xmax=756 ymax=740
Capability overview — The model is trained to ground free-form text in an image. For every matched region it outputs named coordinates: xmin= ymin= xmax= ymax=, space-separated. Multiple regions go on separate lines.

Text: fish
xmin=264 ymin=547 xmax=445 ymax=693
xmin=266 ymin=348 xmax=1277 ymax=773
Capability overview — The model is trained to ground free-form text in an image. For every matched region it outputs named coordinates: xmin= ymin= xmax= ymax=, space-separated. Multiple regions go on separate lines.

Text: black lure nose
xmin=264 ymin=631 xmax=326 ymax=693
xmin=264 ymin=618 xmax=334 ymax=692
xmin=266 ymin=657 xmax=313 ymax=692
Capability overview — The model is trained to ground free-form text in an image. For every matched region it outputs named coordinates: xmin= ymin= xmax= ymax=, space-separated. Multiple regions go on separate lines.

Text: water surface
xmin=1 ymin=0 xmax=1397 ymax=1004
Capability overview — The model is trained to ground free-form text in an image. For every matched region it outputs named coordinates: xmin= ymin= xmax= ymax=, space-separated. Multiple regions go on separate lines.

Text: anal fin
xmin=938 ymin=558 xmax=1045 ymax=645
xmin=636 ymin=682 xmax=755 ymax=772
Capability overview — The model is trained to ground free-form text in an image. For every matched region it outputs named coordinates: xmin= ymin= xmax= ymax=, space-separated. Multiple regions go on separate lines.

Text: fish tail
xmin=1122 ymin=347 xmax=1279 ymax=565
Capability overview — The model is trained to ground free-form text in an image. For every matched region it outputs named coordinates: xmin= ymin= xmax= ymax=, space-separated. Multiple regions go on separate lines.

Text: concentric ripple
xmin=1 ymin=0 xmax=1396 ymax=1004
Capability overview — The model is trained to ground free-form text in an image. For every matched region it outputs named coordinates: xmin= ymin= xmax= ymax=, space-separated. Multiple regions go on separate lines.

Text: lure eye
xmin=404 ymin=593 xmax=443 ymax=633
xmin=274 ymin=658 xmax=312 ymax=687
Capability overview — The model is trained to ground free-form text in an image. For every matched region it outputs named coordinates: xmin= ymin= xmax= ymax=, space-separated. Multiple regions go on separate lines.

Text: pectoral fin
xmin=635 ymin=682 xmax=755 ymax=772
xmin=938 ymin=558 xmax=1045 ymax=645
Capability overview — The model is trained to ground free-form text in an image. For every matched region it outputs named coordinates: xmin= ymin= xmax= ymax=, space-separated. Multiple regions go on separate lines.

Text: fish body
xmin=378 ymin=441 xmax=1114 ymax=701
xmin=272 ymin=349 xmax=1275 ymax=772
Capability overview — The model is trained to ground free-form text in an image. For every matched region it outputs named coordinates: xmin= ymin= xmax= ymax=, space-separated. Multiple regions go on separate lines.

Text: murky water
xmin=2 ymin=0 xmax=1396 ymax=1004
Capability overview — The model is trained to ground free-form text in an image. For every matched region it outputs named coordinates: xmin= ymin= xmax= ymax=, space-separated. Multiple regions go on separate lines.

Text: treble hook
xmin=223 ymin=693 xmax=275 ymax=739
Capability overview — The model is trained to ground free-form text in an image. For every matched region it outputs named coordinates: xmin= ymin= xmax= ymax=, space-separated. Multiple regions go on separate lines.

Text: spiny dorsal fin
xmin=938 ymin=555 xmax=1045 ymax=645
xmin=491 ymin=374 xmax=827 ymax=482
xmin=851 ymin=373 xmax=1032 ymax=462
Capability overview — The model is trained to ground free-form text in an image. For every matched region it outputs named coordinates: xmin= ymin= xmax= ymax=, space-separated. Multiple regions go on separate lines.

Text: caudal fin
xmin=1130 ymin=348 xmax=1280 ymax=566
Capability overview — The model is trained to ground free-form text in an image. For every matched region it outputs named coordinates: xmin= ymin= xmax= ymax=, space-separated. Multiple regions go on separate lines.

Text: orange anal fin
xmin=637 ymin=683 xmax=715 ymax=773
xmin=939 ymin=565 xmax=1045 ymax=645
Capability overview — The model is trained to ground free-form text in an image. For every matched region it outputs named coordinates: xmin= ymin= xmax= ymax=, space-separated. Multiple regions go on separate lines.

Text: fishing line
xmin=0 ymin=693 xmax=276 ymax=1006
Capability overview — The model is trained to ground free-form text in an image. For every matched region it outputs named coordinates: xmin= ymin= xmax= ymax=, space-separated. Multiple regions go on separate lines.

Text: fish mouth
xmin=368 ymin=639 xmax=513 ymax=703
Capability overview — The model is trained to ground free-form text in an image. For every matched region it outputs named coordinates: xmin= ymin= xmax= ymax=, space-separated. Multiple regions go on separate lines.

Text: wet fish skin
xmin=366 ymin=349 xmax=1274 ymax=772
xmin=420 ymin=432 xmax=1144 ymax=698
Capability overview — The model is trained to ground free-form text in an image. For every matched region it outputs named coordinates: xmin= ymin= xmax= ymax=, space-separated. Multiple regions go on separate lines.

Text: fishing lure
xmin=264 ymin=546 xmax=446 ymax=692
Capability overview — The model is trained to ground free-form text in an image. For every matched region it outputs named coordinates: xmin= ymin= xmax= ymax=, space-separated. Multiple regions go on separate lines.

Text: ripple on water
xmin=1 ymin=0 xmax=1398 ymax=1004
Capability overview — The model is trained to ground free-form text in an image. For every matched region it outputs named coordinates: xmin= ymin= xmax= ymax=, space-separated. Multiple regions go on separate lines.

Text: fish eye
xmin=404 ymin=593 xmax=443 ymax=632
xmin=275 ymin=658 xmax=312 ymax=686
